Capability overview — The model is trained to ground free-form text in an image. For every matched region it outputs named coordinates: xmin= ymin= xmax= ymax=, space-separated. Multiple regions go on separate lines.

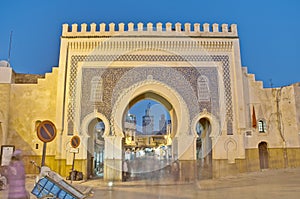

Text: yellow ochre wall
xmin=5 ymin=68 xmax=68 ymax=174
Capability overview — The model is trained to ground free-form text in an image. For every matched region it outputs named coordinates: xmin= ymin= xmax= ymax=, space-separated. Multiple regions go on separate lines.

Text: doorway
xmin=196 ymin=118 xmax=212 ymax=179
xmin=259 ymin=142 xmax=269 ymax=169
xmin=87 ymin=118 xmax=105 ymax=179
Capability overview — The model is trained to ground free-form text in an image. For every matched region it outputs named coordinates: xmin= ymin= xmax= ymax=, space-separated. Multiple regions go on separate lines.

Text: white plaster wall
xmin=0 ymin=67 xmax=12 ymax=83
xmin=243 ymin=72 xmax=300 ymax=149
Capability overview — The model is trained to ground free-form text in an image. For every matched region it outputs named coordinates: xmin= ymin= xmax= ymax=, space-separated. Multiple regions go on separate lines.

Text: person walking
xmin=171 ymin=160 xmax=180 ymax=182
xmin=0 ymin=172 xmax=7 ymax=190
xmin=122 ymin=160 xmax=129 ymax=182
xmin=7 ymin=149 xmax=29 ymax=199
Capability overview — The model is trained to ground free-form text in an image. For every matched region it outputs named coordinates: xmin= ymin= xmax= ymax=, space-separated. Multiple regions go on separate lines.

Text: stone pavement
xmin=1 ymin=168 xmax=300 ymax=198
xmin=78 ymin=168 xmax=300 ymax=199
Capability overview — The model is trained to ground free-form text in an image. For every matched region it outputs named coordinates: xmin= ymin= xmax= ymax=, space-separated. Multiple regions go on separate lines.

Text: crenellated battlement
xmin=62 ymin=22 xmax=238 ymax=37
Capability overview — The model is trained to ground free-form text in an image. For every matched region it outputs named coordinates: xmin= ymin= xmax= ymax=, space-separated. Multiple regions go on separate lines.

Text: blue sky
xmin=128 ymin=99 xmax=170 ymax=132
xmin=0 ymin=0 xmax=299 ymax=88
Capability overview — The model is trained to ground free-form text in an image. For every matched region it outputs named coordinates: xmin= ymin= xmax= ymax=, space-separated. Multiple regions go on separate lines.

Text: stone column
xmin=104 ymin=135 xmax=123 ymax=181
xmin=175 ymin=134 xmax=197 ymax=182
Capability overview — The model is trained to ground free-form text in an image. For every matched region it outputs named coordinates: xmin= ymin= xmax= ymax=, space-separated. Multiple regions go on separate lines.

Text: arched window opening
xmin=258 ymin=120 xmax=265 ymax=133
xmin=90 ymin=77 xmax=103 ymax=103
xmin=197 ymin=75 xmax=210 ymax=102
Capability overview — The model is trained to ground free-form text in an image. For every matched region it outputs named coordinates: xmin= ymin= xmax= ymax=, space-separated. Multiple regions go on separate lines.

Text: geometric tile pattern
xmin=68 ymin=54 xmax=233 ymax=135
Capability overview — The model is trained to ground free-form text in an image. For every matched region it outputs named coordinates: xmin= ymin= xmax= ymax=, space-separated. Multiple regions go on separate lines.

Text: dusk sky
xmin=0 ymin=0 xmax=299 ymax=89
xmin=129 ymin=100 xmax=170 ymax=132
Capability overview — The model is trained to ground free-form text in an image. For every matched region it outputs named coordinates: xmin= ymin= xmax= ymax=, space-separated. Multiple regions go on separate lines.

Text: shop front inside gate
xmin=123 ymin=144 xmax=174 ymax=181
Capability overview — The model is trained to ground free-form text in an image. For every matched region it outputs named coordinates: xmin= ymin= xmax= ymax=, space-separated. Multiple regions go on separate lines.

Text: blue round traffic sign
xmin=70 ymin=135 xmax=81 ymax=148
xmin=37 ymin=120 xmax=57 ymax=143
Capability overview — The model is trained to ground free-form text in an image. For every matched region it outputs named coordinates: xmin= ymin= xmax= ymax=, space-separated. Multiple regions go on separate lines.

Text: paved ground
xmin=1 ymin=168 xmax=300 ymax=198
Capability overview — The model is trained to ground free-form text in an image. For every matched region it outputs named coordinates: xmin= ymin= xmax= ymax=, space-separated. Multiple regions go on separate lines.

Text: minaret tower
xmin=142 ymin=103 xmax=154 ymax=135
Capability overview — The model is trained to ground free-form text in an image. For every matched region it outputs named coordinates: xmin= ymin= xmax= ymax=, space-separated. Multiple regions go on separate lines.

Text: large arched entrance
xmin=196 ymin=118 xmax=212 ymax=179
xmin=121 ymin=94 xmax=174 ymax=181
xmin=87 ymin=118 xmax=105 ymax=179
xmin=110 ymin=79 xmax=191 ymax=182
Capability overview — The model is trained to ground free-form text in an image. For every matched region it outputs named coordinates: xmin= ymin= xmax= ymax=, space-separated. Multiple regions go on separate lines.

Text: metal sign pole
xmin=37 ymin=120 xmax=57 ymax=168
xmin=41 ymin=142 xmax=47 ymax=167
xmin=71 ymin=152 xmax=76 ymax=184
xmin=69 ymin=135 xmax=80 ymax=183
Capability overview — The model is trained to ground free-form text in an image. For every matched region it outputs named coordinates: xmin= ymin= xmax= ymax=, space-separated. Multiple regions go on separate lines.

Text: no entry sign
xmin=37 ymin=120 xmax=57 ymax=143
xmin=70 ymin=135 xmax=80 ymax=148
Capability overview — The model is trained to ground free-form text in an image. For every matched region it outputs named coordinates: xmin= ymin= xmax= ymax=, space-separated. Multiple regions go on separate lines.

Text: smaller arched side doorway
xmin=87 ymin=118 xmax=105 ymax=179
xmin=196 ymin=117 xmax=212 ymax=179
xmin=258 ymin=142 xmax=269 ymax=170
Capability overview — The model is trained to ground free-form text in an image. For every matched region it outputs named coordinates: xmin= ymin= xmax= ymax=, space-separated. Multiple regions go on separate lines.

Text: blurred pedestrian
xmin=125 ymin=148 xmax=131 ymax=160
xmin=8 ymin=149 xmax=29 ymax=199
xmin=122 ymin=160 xmax=129 ymax=182
xmin=171 ymin=160 xmax=180 ymax=181
xmin=0 ymin=172 xmax=7 ymax=190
